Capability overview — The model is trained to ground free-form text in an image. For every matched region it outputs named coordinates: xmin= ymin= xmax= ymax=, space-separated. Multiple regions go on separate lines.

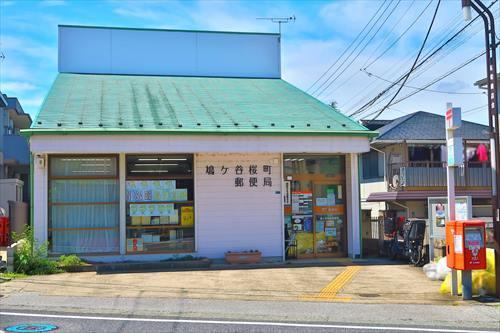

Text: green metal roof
xmin=26 ymin=73 xmax=374 ymax=137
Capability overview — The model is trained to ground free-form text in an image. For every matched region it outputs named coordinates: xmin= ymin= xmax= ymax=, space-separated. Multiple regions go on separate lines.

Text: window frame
xmin=47 ymin=154 xmax=120 ymax=255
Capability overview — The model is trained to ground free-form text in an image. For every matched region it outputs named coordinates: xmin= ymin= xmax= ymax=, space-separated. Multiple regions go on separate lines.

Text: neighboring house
xmin=24 ymin=25 xmax=374 ymax=261
xmin=359 ymin=111 xmax=492 ymax=250
xmin=0 ymin=92 xmax=32 ymax=218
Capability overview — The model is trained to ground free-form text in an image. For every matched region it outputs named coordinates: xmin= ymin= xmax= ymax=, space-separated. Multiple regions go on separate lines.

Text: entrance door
xmin=284 ymin=155 xmax=346 ymax=259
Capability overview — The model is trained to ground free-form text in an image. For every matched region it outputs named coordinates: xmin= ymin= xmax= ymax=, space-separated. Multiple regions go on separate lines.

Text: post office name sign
xmin=205 ymin=163 xmax=273 ymax=188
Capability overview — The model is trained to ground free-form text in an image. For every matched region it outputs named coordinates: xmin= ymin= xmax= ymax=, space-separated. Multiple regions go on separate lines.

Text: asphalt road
xmin=1 ymin=311 xmax=499 ymax=333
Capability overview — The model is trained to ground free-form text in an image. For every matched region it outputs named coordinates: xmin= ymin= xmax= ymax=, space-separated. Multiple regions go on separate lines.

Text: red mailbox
xmin=446 ymin=220 xmax=486 ymax=270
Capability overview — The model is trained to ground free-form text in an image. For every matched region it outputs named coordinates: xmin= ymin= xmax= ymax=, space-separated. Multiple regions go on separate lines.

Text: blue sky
xmin=0 ymin=0 xmax=496 ymax=124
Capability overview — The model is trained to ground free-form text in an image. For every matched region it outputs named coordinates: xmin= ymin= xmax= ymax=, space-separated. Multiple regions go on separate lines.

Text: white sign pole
xmin=445 ymin=103 xmax=459 ymax=296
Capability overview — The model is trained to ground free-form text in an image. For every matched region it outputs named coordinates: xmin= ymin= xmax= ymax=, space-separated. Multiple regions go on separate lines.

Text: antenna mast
xmin=256 ymin=15 xmax=296 ymax=35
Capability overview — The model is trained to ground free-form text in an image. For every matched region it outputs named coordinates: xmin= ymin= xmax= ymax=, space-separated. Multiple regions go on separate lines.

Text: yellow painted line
xmin=299 ymin=265 xmax=361 ymax=302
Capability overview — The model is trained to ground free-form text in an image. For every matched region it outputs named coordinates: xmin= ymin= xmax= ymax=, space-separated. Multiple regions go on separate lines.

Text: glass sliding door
xmin=284 ymin=155 xmax=346 ymax=258
xmin=48 ymin=156 xmax=120 ymax=254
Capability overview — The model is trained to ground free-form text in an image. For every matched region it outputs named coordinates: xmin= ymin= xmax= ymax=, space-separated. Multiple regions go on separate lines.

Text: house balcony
xmin=3 ymin=134 xmax=30 ymax=165
xmin=387 ymin=161 xmax=492 ymax=191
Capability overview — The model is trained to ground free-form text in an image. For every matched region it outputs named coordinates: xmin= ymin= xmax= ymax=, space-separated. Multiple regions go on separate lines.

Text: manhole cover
xmin=358 ymin=293 xmax=380 ymax=297
xmin=5 ymin=324 xmax=58 ymax=332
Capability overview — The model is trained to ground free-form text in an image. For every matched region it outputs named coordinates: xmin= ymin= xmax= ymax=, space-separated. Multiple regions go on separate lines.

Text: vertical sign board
xmin=446 ymin=107 xmax=463 ymax=167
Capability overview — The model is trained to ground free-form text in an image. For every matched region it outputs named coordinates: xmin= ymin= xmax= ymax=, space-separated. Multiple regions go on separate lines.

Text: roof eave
xmin=22 ymin=128 xmax=378 ymax=138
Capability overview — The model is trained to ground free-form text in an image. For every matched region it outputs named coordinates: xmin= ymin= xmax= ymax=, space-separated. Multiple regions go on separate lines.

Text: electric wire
xmin=358 ymin=49 xmax=488 ymax=119
xmin=362 ymin=69 xmax=486 ymax=95
xmin=343 ymin=5 xmax=467 ymax=113
xmin=348 ymin=0 xmax=497 ymax=118
xmin=306 ymin=0 xmax=388 ymax=93
xmin=313 ymin=0 xmax=402 ymax=98
xmin=349 ymin=5 xmax=485 ymax=118
xmin=363 ymin=0 xmax=434 ymax=71
xmin=370 ymin=0 xmax=442 ymax=121
xmin=319 ymin=0 xmax=419 ymax=101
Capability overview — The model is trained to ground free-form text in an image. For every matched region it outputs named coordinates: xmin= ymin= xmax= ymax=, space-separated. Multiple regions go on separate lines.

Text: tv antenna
xmin=256 ymin=15 xmax=296 ymax=34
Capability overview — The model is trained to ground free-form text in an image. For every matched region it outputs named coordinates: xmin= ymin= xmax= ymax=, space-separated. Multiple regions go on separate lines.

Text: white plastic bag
xmin=436 ymin=257 xmax=451 ymax=281
xmin=423 ymin=262 xmax=438 ymax=280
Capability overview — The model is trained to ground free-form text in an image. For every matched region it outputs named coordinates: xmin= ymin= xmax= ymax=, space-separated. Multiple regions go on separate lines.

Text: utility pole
xmin=462 ymin=0 xmax=500 ymax=297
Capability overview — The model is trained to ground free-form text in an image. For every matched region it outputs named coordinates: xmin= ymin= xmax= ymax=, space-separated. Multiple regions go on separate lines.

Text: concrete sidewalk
xmin=0 ymin=264 xmax=455 ymax=305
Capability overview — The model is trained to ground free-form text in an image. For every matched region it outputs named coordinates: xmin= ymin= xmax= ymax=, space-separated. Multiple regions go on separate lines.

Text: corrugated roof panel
xmin=30 ymin=73 xmax=373 ymax=136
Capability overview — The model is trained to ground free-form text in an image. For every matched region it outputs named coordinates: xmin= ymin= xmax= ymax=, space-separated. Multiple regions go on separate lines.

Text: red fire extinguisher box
xmin=446 ymin=220 xmax=486 ymax=270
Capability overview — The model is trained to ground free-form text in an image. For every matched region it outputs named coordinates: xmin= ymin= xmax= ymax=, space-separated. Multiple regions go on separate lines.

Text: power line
xmin=306 ymin=1 xmax=388 ymax=93
xmin=343 ymin=9 xmax=469 ymax=112
xmin=463 ymin=104 xmax=488 ymax=115
xmin=362 ymin=69 xmax=486 ymax=95
xmin=313 ymin=0 xmax=402 ymax=98
xmin=349 ymin=4 xmax=485 ymax=118
xmin=369 ymin=0 xmax=442 ymax=121
xmin=363 ymin=0 xmax=434 ymax=71
xmin=310 ymin=0 xmax=396 ymax=96
xmin=359 ymin=49 xmax=487 ymax=119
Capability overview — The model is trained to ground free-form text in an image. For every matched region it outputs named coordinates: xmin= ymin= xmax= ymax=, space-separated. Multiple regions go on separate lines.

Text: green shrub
xmin=12 ymin=226 xmax=61 ymax=275
xmin=57 ymin=255 xmax=83 ymax=268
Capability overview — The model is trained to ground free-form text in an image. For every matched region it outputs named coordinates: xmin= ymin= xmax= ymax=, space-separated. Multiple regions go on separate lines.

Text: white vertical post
xmin=446 ymin=102 xmax=459 ymax=296
xmin=119 ymin=153 xmax=126 ymax=255
xmin=33 ymin=154 xmax=48 ymax=247
xmin=280 ymin=153 xmax=286 ymax=262
xmin=346 ymin=154 xmax=361 ymax=259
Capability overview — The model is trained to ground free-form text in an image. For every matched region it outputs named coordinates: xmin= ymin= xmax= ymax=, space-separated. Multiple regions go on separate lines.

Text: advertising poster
xmin=126 ymin=180 xmax=188 ymax=202
xmin=181 ymin=206 xmax=194 ymax=227
xmin=129 ymin=203 xmax=175 ymax=217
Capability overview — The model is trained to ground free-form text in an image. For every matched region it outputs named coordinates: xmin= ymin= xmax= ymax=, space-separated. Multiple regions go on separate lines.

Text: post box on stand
xmin=446 ymin=220 xmax=487 ymax=270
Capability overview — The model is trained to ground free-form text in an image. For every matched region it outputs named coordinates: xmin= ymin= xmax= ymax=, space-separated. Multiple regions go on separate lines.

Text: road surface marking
xmin=1 ymin=311 xmax=494 ymax=333
xmin=300 ymin=265 xmax=361 ymax=301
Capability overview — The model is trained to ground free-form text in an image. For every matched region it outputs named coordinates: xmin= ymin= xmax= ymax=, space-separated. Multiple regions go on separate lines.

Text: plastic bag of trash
xmin=423 ymin=262 xmax=438 ymax=280
xmin=436 ymin=257 xmax=451 ymax=281
xmin=440 ymin=248 xmax=496 ymax=296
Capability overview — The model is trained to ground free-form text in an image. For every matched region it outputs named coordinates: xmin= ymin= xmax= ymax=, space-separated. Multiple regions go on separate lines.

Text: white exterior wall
xmin=29 ymin=135 xmax=370 ymax=154
xmin=346 ymin=154 xmax=361 ymax=258
xmin=58 ymin=26 xmax=281 ymax=78
xmin=33 ymin=154 xmax=48 ymax=246
xmin=195 ymin=153 xmax=283 ymax=259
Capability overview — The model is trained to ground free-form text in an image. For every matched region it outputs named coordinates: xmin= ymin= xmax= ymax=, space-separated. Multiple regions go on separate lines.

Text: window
xmin=125 ymin=155 xmax=194 ymax=254
xmin=408 ymin=145 xmax=444 ymax=166
xmin=361 ymin=150 xmax=382 ymax=180
xmin=48 ymin=156 xmax=119 ymax=254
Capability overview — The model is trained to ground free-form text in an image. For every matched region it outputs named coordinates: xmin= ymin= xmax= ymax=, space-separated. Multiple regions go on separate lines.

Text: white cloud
xmin=18 ymin=96 xmax=44 ymax=108
xmin=0 ymin=81 xmax=37 ymax=92
xmin=114 ymin=7 xmax=164 ymax=21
